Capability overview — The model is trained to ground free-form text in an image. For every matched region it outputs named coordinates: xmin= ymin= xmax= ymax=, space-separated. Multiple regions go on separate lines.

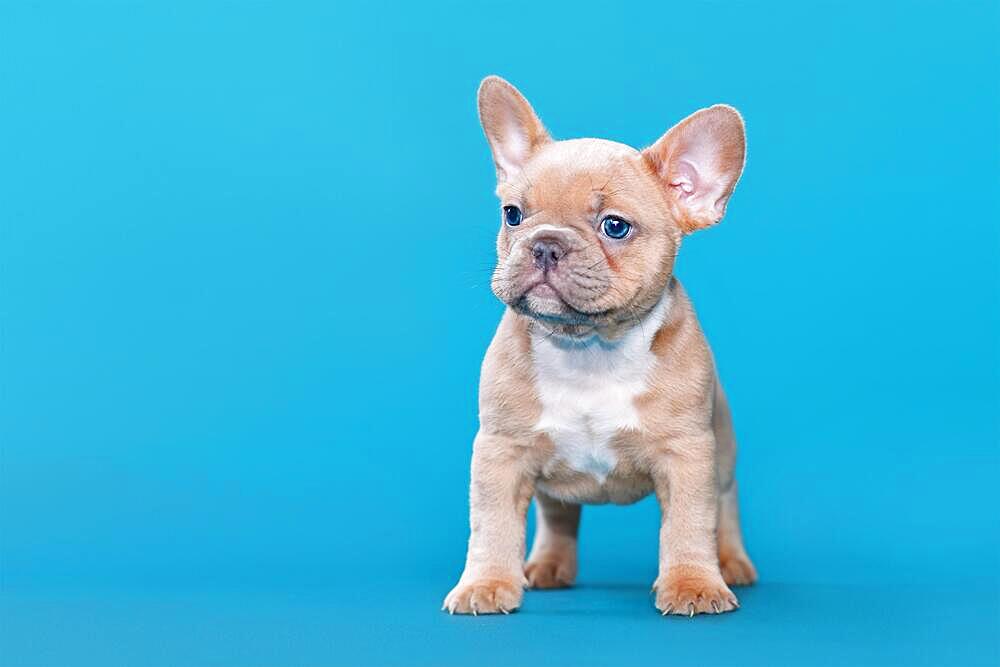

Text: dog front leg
xmin=652 ymin=431 xmax=739 ymax=616
xmin=443 ymin=432 xmax=533 ymax=615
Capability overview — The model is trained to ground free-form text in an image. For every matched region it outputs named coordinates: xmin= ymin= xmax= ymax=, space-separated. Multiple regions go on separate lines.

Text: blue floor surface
xmin=4 ymin=574 xmax=998 ymax=666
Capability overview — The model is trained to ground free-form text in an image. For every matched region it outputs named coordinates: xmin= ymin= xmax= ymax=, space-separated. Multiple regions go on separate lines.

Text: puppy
xmin=444 ymin=76 xmax=757 ymax=617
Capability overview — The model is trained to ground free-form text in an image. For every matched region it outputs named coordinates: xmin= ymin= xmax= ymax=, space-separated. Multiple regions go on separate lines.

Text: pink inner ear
xmin=668 ymin=159 xmax=699 ymax=199
xmin=495 ymin=119 xmax=530 ymax=178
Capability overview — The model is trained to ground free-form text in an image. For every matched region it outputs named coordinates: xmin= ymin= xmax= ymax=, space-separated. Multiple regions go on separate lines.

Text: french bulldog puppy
xmin=444 ymin=76 xmax=756 ymax=617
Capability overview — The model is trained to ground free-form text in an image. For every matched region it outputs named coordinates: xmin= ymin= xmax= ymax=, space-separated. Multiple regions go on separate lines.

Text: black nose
xmin=532 ymin=238 xmax=564 ymax=271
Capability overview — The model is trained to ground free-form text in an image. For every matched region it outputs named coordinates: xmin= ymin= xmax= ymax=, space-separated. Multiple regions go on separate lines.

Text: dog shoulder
xmin=639 ymin=280 xmax=717 ymax=435
xmin=478 ymin=309 xmax=541 ymax=437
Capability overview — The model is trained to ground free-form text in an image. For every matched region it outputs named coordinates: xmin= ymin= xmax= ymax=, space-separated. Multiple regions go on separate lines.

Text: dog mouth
xmin=523 ymin=281 xmax=560 ymax=301
xmin=511 ymin=280 xmax=614 ymax=326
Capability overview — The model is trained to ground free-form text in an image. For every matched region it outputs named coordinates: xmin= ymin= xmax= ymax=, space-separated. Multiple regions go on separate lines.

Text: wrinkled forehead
xmin=501 ymin=138 xmax=653 ymax=214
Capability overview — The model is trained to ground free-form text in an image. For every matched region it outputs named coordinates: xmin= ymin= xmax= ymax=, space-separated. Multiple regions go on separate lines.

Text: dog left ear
xmin=643 ymin=105 xmax=746 ymax=233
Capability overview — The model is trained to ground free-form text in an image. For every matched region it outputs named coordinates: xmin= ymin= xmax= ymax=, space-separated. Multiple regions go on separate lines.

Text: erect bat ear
xmin=477 ymin=76 xmax=551 ymax=183
xmin=642 ymin=105 xmax=746 ymax=233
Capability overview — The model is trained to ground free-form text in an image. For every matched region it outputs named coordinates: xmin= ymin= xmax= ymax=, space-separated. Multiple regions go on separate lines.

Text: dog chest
xmin=533 ymin=367 xmax=644 ymax=482
xmin=530 ymin=328 xmax=664 ymax=482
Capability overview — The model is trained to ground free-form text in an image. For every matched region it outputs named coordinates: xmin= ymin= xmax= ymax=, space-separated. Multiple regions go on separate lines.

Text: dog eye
xmin=601 ymin=216 xmax=632 ymax=239
xmin=503 ymin=205 xmax=523 ymax=227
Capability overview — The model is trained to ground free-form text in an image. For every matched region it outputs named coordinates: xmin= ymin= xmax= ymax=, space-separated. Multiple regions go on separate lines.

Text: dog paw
xmin=653 ymin=564 xmax=738 ymax=616
xmin=720 ymin=551 xmax=758 ymax=586
xmin=524 ymin=555 xmax=575 ymax=589
xmin=443 ymin=576 xmax=523 ymax=615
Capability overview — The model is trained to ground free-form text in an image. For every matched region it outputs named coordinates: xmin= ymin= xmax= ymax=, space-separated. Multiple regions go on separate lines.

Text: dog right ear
xmin=478 ymin=76 xmax=551 ymax=183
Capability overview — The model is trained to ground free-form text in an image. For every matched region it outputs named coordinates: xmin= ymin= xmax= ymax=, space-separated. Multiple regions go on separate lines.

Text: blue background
xmin=2 ymin=1 xmax=998 ymax=665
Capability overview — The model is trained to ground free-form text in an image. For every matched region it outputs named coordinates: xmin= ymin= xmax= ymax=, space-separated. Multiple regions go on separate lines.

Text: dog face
xmin=479 ymin=76 xmax=746 ymax=339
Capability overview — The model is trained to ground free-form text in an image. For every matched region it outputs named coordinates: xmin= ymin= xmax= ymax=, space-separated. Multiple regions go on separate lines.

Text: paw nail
xmin=688 ymin=603 xmax=695 ymax=617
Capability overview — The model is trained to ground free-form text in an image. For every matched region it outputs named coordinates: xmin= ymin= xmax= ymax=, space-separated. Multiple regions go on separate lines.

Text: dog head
xmin=479 ymin=76 xmax=746 ymax=339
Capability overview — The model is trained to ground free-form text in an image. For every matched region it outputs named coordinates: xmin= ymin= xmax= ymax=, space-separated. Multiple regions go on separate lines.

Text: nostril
xmin=531 ymin=239 xmax=564 ymax=270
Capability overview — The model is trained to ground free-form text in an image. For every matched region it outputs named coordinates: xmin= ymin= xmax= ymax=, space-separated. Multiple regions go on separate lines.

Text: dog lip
xmin=525 ymin=281 xmax=560 ymax=299
xmin=509 ymin=276 xmax=623 ymax=323
xmin=511 ymin=290 xmax=616 ymax=325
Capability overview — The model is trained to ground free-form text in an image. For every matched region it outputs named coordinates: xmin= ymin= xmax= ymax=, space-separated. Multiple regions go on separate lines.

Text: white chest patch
xmin=531 ymin=292 xmax=672 ymax=483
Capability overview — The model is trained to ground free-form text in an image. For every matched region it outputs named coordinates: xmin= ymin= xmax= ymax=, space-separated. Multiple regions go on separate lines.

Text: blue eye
xmin=602 ymin=216 xmax=632 ymax=239
xmin=503 ymin=205 xmax=522 ymax=227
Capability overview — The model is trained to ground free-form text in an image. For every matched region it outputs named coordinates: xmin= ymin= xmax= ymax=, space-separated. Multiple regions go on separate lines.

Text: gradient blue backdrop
xmin=2 ymin=1 xmax=998 ymax=665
